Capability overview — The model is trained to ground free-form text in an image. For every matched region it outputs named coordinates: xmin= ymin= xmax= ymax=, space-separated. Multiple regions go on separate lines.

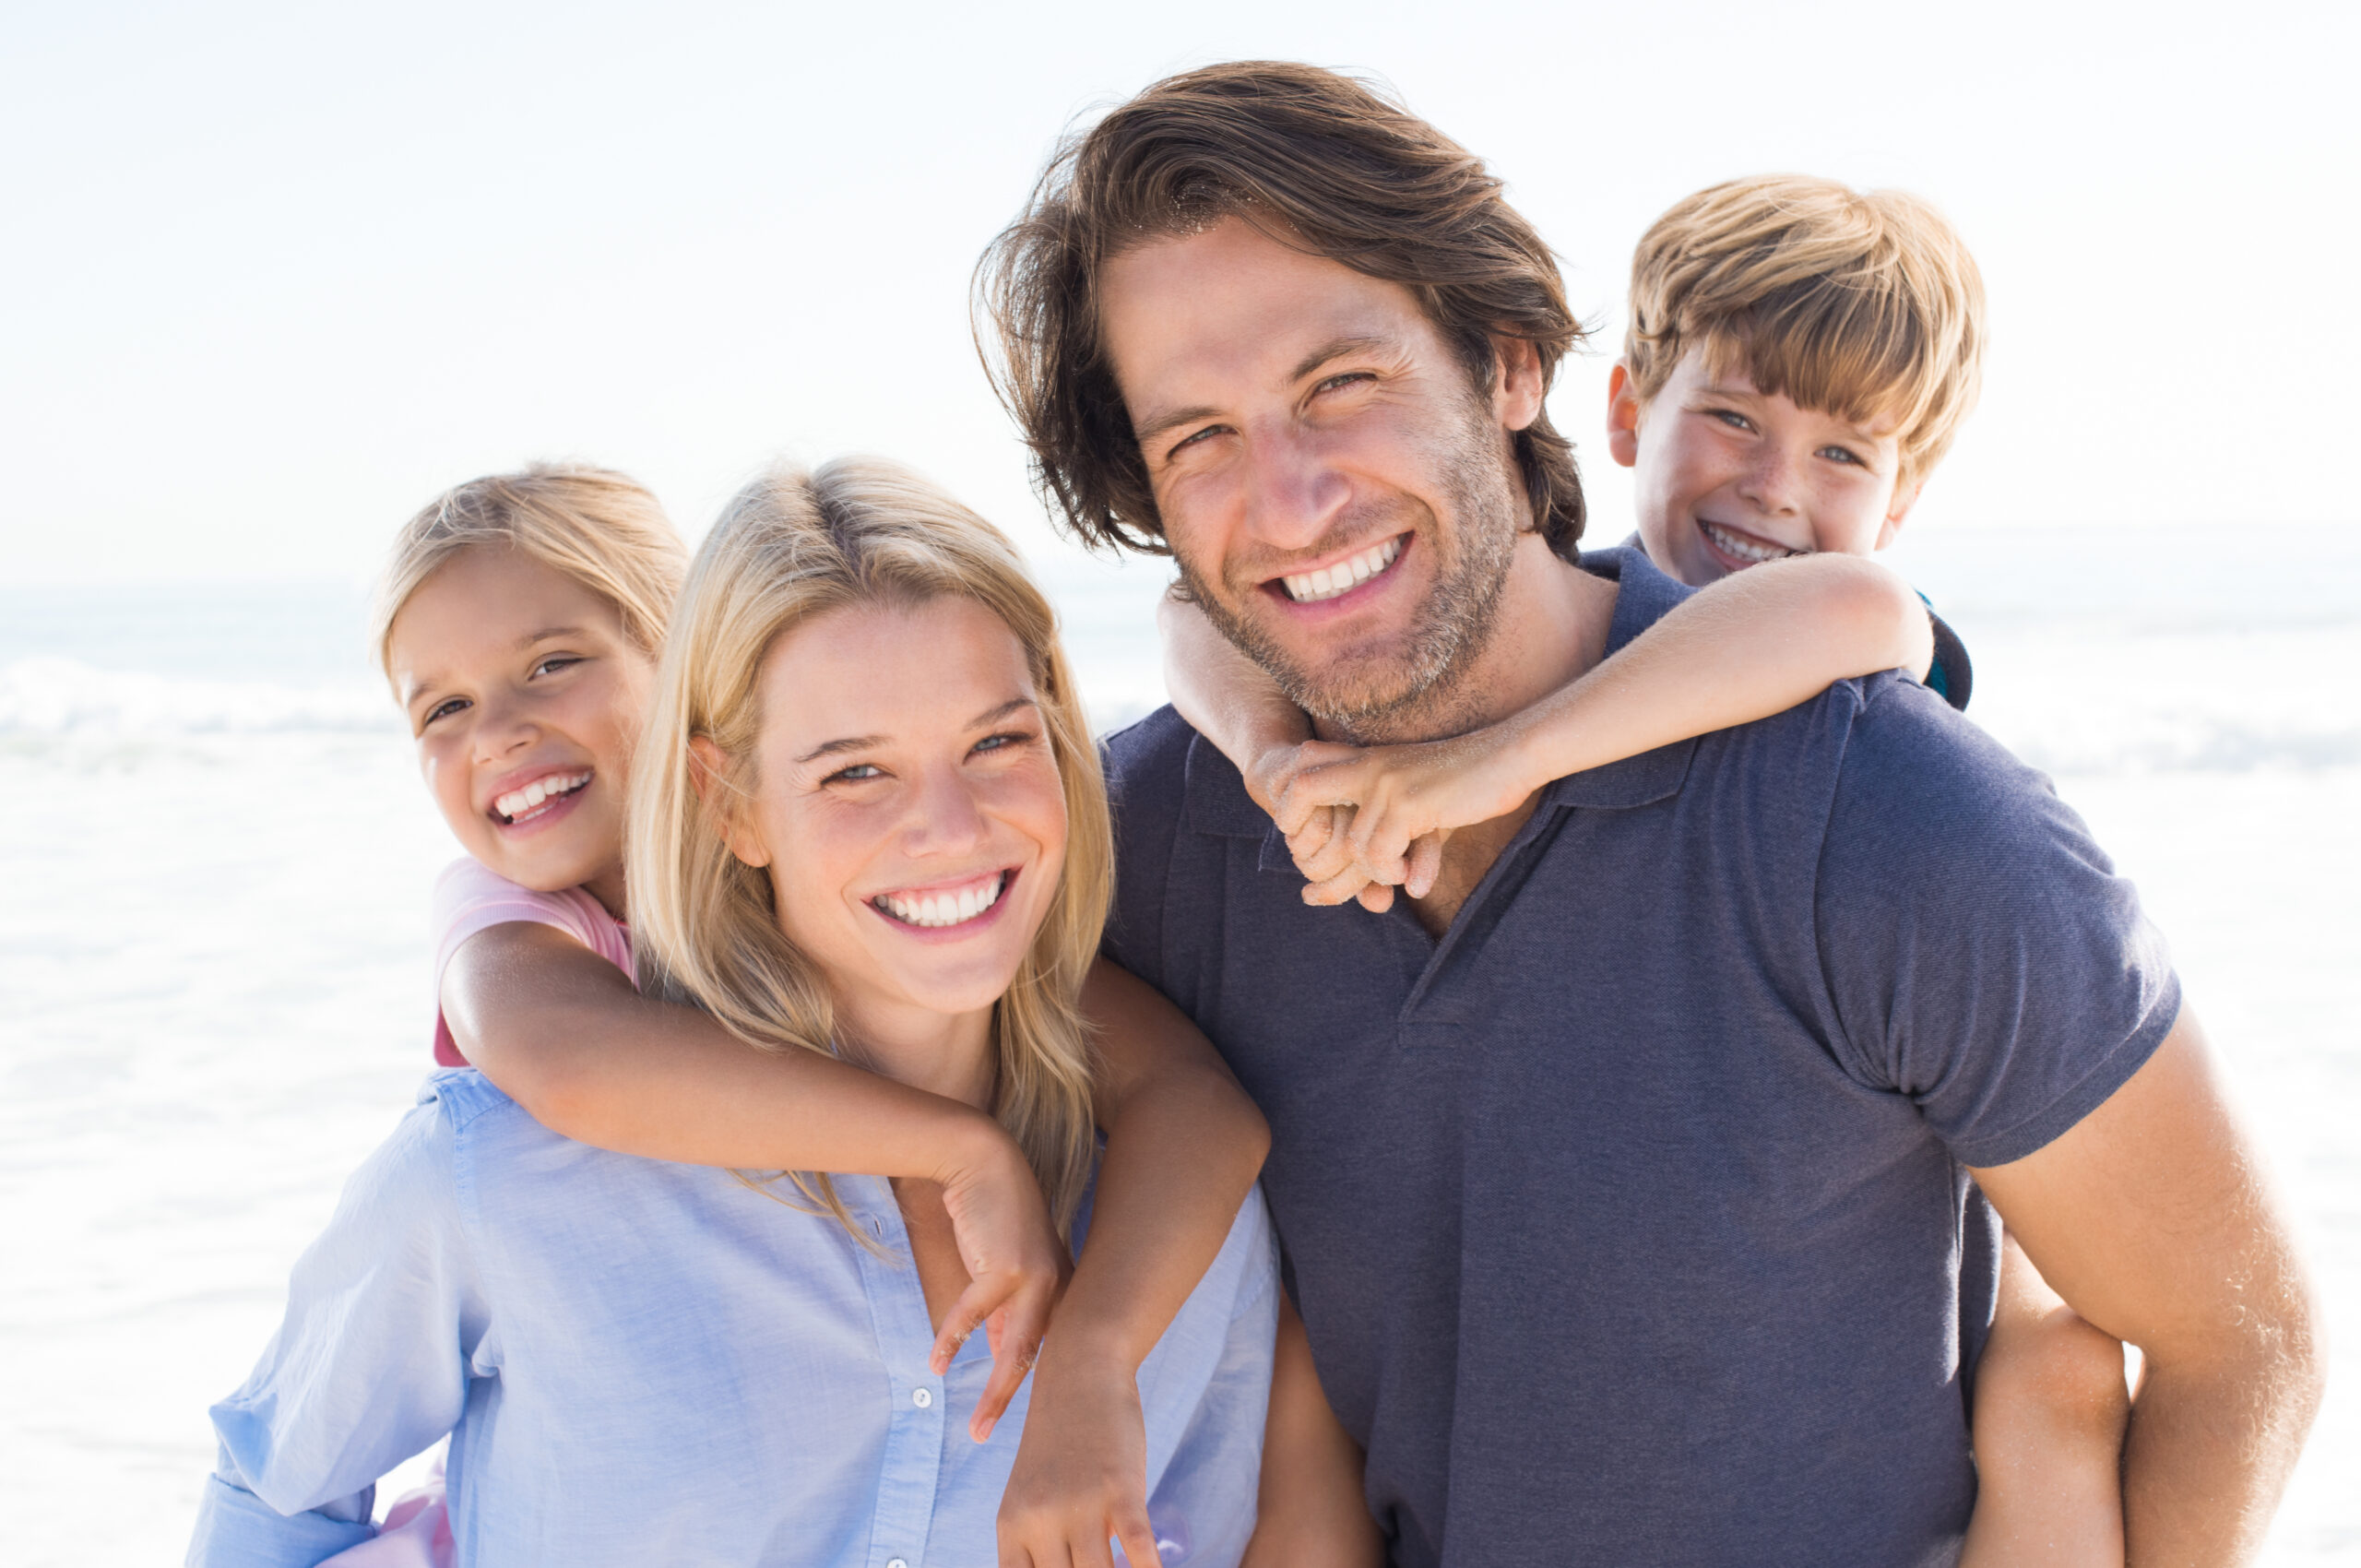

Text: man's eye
xmin=1167 ymin=425 xmax=1224 ymax=460
xmin=1314 ymin=371 xmax=1374 ymax=395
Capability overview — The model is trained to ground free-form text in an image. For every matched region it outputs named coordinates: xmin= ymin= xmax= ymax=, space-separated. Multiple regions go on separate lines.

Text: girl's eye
xmin=533 ymin=655 xmax=584 ymax=678
xmin=826 ymin=763 xmax=884 ymax=783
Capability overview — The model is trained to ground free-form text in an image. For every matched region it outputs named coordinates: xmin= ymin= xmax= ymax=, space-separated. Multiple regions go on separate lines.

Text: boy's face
xmin=1609 ymin=347 xmax=1921 ymax=588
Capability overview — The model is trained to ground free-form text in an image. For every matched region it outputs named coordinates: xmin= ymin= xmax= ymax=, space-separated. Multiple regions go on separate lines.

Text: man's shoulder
xmin=1099 ymin=704 xmax=1198 ymax=798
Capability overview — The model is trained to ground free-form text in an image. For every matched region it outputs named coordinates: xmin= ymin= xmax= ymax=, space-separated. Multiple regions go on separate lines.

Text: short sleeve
xmin=428 ymin=860 xmax=635 ymax=1064
xmin=1812 ymin=676 xmax=2180 ymax=1168
xmin=1097 ymin=711 xmax=1197 ymax=992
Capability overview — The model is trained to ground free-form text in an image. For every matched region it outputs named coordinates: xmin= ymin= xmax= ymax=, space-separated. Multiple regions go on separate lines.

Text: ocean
xmin=3 ymin=525 xmax=2355 ymax=1562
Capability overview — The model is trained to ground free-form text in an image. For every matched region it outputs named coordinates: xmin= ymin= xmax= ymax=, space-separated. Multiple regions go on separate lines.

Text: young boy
xmin=1161 ymin=173 xmax=2133 ymax=1567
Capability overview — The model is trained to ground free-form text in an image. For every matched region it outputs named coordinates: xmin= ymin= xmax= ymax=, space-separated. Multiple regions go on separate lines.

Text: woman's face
xmin=718 ymin=597 xmax=1069 ymax=1045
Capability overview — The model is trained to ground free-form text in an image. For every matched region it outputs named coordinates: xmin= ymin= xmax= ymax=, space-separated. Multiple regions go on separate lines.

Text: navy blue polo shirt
xmin=1100 ymin=546 xmax=2177 ymax=1567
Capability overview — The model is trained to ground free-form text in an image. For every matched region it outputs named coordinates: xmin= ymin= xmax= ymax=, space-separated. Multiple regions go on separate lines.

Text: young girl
xmin=198 ymin=463 xmax=1273 ymax=1567
xmin=192 ymin=459 xmax=1285 ymax=1566
xmin=1160 ymin=552 xmax=2132 ymax=1568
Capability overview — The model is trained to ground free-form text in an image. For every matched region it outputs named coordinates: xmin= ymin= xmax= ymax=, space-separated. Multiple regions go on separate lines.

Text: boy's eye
xmin=421 ymin=696 xmax=469 ymax=726
xmin=1710 ymin=409 xmax=1754 ymax=432
xmin=1820 ymin=445 xmax=1867 ymax=468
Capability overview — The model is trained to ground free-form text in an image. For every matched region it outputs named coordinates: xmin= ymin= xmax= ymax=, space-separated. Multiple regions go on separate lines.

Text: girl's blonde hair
xmin=369 ymin=463 xmax=688 ymax=676
xmin=627 ymin=457 xmax=1111 ymax=1237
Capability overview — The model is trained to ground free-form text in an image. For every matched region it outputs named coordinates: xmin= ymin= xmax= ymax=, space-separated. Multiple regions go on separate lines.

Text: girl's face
xmin=386 ymin=547 xmax=653 ymax=914
xmin=711 ymin=597 xmax=1067 ymax=1056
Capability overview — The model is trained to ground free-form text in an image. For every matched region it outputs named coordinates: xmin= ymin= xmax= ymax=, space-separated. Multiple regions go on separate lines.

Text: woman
xmin=191 ymin=459 xmax=1368 ymax=1567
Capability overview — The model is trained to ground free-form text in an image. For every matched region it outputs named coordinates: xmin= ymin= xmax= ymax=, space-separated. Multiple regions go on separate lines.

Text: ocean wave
xmin=0 ymin=658 xmax=396 ymax=738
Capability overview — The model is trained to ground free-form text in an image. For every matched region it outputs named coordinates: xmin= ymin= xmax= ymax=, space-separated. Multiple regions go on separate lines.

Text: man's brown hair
xmin=1623 ymin=175 xmax=1987 ymax=490
xmin=976 ymin=60 xmax=1587 ymax=558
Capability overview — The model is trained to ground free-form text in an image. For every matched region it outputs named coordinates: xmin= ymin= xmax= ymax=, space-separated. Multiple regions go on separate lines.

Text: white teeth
xmin=1702 ymin=521 xmax=1801 ymax=565
xmin=494 ymin=771 xmax=591 ymax=821
xmin=875 ymin=873 xmax=1007 ymax=930
xmin=1281 ymin=537 xmax=1402 ymax=603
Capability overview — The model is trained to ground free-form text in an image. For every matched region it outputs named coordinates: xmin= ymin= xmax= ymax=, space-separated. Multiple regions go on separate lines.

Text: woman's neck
xmin=835 ymin=996 xmax=998 ymax=1112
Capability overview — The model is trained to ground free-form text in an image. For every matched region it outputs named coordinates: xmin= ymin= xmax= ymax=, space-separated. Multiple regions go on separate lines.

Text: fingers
xmin=1291 ymin=806 xmax=1362 ymax=886
xmin=1274 ymin=756 xmax=1369 ymax=837
xmin=932 ymin=1273 xmax=1016 ymax=1377
xmin=1354 ymin=881 xmax=1395 ymax=914
xmin=1405 ymin=830 xmax=1447 ymax=900
xmin=1110 ymin=1503 xmax=1161 ymax=1568
xmin=971 ymin=1303 xmax=1050 ymax=1443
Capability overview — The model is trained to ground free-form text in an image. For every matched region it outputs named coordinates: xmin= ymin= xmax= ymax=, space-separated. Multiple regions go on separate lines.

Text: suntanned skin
xmin=1098 ymin=215 xmax=2324 ymax=1561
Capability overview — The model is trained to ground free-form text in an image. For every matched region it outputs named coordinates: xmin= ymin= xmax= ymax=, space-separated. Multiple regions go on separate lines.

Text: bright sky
xmin=3 ymin=0 xmax=2353 ymax=584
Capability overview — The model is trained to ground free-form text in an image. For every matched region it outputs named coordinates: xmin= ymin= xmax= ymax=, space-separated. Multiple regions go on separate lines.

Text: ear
xmin=1490 ymin=333 xmax=1546 ymax=433
xmin=1605 ymin=362 xmax=1643 ymax=469
xmin=1876 ymin=473 xmax=1927 ymax=552
xmin=689 ymin=735 xmax=771 ymax=869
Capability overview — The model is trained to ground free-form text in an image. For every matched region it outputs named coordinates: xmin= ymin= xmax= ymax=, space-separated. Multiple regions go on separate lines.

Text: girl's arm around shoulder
xmin=996 ymin=958 xmax=1272 ymax=1568
xmin=444 ymin=922 xmax=1067 ymax=1429
xmin=1274 ymin=552 xmax=1938 ymax=899
xmin=191 ymin=1088 xmax=481 ymax=1567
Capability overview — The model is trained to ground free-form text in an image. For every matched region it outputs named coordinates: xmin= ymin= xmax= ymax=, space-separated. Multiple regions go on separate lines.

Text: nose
xmin=898 ymin=761 xmax=990 ymax=861
xmin=1737 ymin=441 xmax=1805 ymax=517
xmin=1240 ymin=419 xmax=1352 ymax=552
xmin=469 ymin=690 xmax=539 ymax=763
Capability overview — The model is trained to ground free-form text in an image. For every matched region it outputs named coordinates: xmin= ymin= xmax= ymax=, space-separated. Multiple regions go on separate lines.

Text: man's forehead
xmin=1099 ymin=220 xmax=1430 ymax=406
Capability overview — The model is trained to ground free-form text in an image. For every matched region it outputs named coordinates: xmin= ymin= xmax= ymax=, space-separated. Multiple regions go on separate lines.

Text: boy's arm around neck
xmin=1159 ymin=588 xmax=1309 ymax=814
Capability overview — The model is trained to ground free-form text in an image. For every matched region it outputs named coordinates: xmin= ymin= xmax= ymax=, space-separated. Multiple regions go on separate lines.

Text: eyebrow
xmin=516 ymin=625 xmax=591 ymax=648
xmin=1131 ymin=334 xmax=1403 ymax=449
xmin=793 ymin=697 xmax=1038 ymax=766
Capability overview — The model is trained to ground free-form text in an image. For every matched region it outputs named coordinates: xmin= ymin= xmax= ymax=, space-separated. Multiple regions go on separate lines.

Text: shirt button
xmin=911 ymin=1386 xmax=933 ymax=1408
xmin=887 ymin=1559 xmax=909 ymax=1568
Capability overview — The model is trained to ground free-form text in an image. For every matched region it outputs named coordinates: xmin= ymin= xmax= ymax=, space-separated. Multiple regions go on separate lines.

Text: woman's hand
xmin=996 ymin=1337 xmax=1160 ymax=1568
xmin=931 ymin=1126 xmax=1073 ymax=1442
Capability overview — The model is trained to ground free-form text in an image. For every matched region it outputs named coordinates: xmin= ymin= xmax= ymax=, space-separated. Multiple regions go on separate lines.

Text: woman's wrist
xmin=929 ymin=1102 xmax=1026 ymax=1190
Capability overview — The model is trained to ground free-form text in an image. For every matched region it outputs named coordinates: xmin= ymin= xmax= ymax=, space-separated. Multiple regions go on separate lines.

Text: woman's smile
xmin=869 ymin=867 xmax=1015 ymax=932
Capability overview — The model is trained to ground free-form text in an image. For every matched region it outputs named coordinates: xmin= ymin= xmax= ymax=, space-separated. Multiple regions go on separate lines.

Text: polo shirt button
xmin=911 ymin=1386 xmax=933 ymax=1408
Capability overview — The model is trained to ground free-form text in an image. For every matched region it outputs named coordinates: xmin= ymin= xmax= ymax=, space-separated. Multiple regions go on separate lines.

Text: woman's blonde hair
xmin=1623 ymin=174 xmax=1987 ymax=491
xmin=368 ymin=463 xmax=688 ymax=676
xmin=627 ymin=457 xmax=1111 ymax=1237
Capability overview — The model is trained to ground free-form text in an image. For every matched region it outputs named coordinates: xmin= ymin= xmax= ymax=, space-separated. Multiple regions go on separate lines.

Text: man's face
xmin=1610 ymin=347 xmax=1920 ymax=588
xmin=1097 ymin=218 xmax=1541 ymax=739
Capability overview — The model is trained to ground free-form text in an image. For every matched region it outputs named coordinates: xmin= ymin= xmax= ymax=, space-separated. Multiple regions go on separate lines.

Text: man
xmin=978 ymin=61 xmax=2321 ymax=1566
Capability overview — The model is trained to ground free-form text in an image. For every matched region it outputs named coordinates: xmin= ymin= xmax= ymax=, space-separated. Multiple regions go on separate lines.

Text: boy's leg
xmin=1959 ymin=1230 xmax=2132 ymax=1568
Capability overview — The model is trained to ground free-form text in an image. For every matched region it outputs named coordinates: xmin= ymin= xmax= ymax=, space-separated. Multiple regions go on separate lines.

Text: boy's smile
xmin=1609 ymin=349 xmax=1920 ymax=587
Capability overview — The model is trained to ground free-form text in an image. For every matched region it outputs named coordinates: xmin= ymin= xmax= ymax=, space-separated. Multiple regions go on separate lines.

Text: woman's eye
xmin=972 ymin=731 xmax=1034 ymax=756
xmin=826 ymin=763 xmax=884 ymax=783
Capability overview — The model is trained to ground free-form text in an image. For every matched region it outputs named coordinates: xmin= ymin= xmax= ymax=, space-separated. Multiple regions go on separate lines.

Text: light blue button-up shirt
xmin=189 ymin=1070 xmax=1278 ymax=1567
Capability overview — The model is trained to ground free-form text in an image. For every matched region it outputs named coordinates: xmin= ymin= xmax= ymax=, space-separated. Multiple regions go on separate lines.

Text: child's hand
xmin=995 ymin=1344 xmax=1158 ymax=1568
xmin=1240 ymin=740 xmax=1405 ymax=911
xmin=1275 ymin=720 xmax=1537 ymax=899
xmin=931 ymin=1134 xmax=1074 ymax=1442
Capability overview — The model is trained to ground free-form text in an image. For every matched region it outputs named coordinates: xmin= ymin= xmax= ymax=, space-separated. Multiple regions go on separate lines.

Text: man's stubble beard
xmin=1174 ymin=398 xmax=1524 ymax=745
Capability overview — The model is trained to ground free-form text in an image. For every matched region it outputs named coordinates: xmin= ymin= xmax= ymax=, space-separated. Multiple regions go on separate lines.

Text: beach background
xmin=4 ymin=2 xmax=2356 ymax=1562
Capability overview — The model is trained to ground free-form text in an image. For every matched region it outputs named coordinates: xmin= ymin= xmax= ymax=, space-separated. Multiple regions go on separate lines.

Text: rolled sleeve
xmin=1813 ymin=678 xmax=2181 ymax=1168
xmin=190 ymin=1079 xmax=485 ymax=1566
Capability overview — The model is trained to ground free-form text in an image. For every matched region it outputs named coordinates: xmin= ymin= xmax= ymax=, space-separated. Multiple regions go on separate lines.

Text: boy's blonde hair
xmin=1623 ymin=174 xmax=1986 ymax=488
xmin=369 ymin=464 xmax=688 ymax=676
xmin=626 ymin=457 xmax=1109 ymax=1239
